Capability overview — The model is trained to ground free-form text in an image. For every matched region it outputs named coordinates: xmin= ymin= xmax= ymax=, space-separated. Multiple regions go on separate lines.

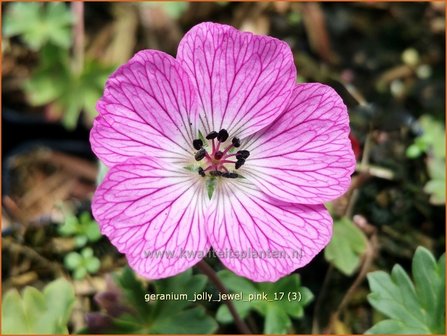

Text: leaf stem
xmin=329 ymin=231 xmax=378 ymax=328
xmin=196 ymin=260 xmax=252 ymax=334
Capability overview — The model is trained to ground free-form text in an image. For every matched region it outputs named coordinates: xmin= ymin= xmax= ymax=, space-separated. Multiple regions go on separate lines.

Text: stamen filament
xmin=221 ymin=144 xmax=234 ymax=156
xmin=193 ymin=129 xmax=249 ymax=177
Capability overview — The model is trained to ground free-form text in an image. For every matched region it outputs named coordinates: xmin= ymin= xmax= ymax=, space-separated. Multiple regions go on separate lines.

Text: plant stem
xmin=72 ymin=2 xmax=85 ymax=74
xmin=196 ymin=261 xmax=252 ymax=334
xmin=311 ymin=264 xmax=333 ymax=333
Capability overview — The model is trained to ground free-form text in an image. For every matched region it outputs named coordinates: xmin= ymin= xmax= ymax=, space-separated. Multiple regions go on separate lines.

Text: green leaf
xmin=266 ymin=274 xmax=313 ymax=318
xmin=412 ymin=247 xmax=443 ymax=331
xmin=157 ymin=269 xmax=207 ymax=300
xmin=160 ymin=2 xmax=189 ymax=19
xmin=405 ymin=143 xmax=422 ymax=158
xmin=59 ymin=215 xmax=78 ymax=236
xmin=3 ymin=3 xmax=41 ymax=37
xmin=117 ymin=267 xmax=152 ymax=318
xmin=61 ymin=87 xmax=83 ymax=129
xmin=424 ymin=179 xmax=445 ymax=205
xmin=23 ymin=285 xmax=65 ymax=333
xmin=1 ymin=278 xmax=75 ymax=334
xmin=151 ymin=306 xmax=217 ymax=334
xmin=197 ymin=130 xmax=207 ymax=144
xmin=25 ymin=45 xmax=70 ymax=105
xmin=206 ymin=177 xmax=217 ymax=200
xmin=81 ymin=247 xmax=94 ymax=258
xmin=85 ymin=257 xmax=101 ymax=273
xmin=45 ymin=3 xmax=74 ymax=48
xmin=64 ymin=248 xmax=100 ymax=278
xmin=96 ymin=161 xmax=109 ymax=186
xmin=3 ymin=2 xmax=73 ymax=50
xmin=59 ymin=211 xmax=102 ymax=246
xmin=418 ymin=115 xmax=445 ymax=159
xmin=85 ymin=221 xmax=101 ymax=242
xmin=218 ymin=269 xmax=258 ymax=293
xmin=427 ymin=157 xmax=445 ymax=180
xmin=65 ymin=251 xmax=82 ymax=269
xmin=264 ymin=306 xmax=291 ymax=334
xmin=407 ymin=116 xmax=445 ymax=204
xmin=216 ymin=300 xmax=251 ymax=323
xmin=434 ymin=254 xmax=446 ymax=334
xmin=2 ymin=289 xmax=29 ymax=334
xmin=79 ymin=211 xmax=91 ymax=224
xmin=324 ymin=217 xmax=367 ymax=275
xmin=366 ymin=246 xmax=445 ymax=334
xmin=151 ymin=269 xmax=209 ymax=323
xmin=105 ymin=268 xmax=217 ymax=334
xmin=424 ymin=157 xmax=445 ymax=205
xmin=74 ymin=267 xmax=88 ymax=280
xmin=24 ymin=46 xmax=114 ymax=130
xmin=216 ymin=270 xmax=312 ymax=334
xmin=42 ymin=278 xmax=76 ymax=330
xmin=366 ymin=320 xmax=428 ymax=334
xmin=75 ymin=235 xmax=88 ymax=247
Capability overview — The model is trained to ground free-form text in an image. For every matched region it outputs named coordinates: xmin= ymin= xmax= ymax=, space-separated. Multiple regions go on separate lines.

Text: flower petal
xmin=92 ymin=157 xmax=209 ymax=279
xmin=177 ymin=22 xmax=296 ymax=138
xmin=207 ymin=179 xmax=332 ymax=282
xmin=90 ymin=50 xmax=198 ymax=167
xmin=241 ymin=83 xmax=356 ymax=204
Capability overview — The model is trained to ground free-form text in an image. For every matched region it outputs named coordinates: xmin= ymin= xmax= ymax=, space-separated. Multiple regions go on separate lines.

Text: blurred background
xmin=2 ymin=2 xmax=445 ymax=335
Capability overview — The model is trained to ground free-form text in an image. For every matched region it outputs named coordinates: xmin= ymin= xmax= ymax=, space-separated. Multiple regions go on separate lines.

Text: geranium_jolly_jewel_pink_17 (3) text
xmin=90 ymin=22 xmax=356 ymax=282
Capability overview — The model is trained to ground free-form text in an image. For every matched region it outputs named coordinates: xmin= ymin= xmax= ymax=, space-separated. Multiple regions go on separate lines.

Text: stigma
xmin=192 ymin=129 xmax=250 ymax=178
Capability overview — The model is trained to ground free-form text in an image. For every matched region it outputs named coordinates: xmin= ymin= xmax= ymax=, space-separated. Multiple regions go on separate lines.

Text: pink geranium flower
xmin=91 ymin=22 xmax=355 ymax=282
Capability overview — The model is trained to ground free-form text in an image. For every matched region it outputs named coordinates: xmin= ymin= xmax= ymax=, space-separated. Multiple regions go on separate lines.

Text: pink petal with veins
xmin=207 ymin=179 xmax=333 ymax=282
xmin=90 ymin=50 xmax=198 ymax=167
xmin=92 ymin=157 xmax=209 ymax=279
xmin=241 ymin=83 xmax=356 ymax=204
xmin=177 ymin=22 xmax=296 ymax=138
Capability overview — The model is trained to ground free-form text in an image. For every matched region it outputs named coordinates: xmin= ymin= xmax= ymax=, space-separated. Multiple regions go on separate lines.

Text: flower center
xmin=192 ymin=129 xmax=250 ymax=178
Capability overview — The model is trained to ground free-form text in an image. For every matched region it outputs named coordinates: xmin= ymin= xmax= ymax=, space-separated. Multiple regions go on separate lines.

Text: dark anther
xmin=214 ymin=151 xmax=224 ymax=160
xmin=236 ymin=150 xmax=250 ymax=160
xmin=217 ymin=129 xmax=229 ymax=142
xmin=210 ymin=170 xmax=223 ymax=177
xmin=195 ymin=148 xmax=207 ymax=161
xmin=235 ymin=158 xmax=245 ymax=169
xmin=193 ymin=139 xmax=203 ymax=150
xmin=198 ymin=167 xmax=205 ymax=177
xmin=223 ymin=172 xmax=239 ymax=178
xmin=232 ymin=137 xmax=241 ymax=147
xmin=206 ymin=131 xmax=218 ymax=140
